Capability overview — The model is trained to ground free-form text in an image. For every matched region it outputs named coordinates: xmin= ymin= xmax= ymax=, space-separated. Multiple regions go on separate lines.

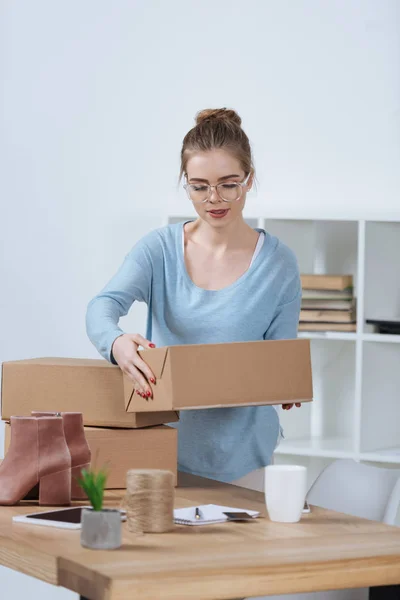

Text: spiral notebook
xmin=174 ymin=504 xmax=260 ymax=526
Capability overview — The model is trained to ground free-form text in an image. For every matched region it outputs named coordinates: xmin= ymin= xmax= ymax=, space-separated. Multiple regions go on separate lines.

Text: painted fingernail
xmin=150 ymin=377 xmax=156 ymax=384
xmin=146 ymin=390 xmax=151 ymax=397
xmin=149 ymin=343 xmax=156 ymax=348
xmin=136 ymin=390 xmax=141 ymax=395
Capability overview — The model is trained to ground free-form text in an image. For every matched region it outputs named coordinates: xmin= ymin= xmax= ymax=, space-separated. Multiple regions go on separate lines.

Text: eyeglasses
xmin=183 ymin=173 xmax=251 ymax=204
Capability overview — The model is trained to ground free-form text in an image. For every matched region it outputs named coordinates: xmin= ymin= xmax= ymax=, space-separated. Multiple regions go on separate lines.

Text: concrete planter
xmin=80 ymin=508 xmax=121 ymax=550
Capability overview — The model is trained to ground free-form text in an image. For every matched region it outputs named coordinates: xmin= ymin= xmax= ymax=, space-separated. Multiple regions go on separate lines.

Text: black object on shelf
xmin=366 ymin=319 xmax=400 ymax=335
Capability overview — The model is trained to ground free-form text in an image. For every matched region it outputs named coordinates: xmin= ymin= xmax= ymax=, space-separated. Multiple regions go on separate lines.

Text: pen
xmin=195 ymin=507 xmax=202 ymax=520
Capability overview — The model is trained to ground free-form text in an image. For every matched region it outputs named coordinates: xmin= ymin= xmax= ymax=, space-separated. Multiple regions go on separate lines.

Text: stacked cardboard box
xmin=1 ymin=339 xmax=313 ymax=488
xmin=4 ymin=423 xmax=177 ymax=487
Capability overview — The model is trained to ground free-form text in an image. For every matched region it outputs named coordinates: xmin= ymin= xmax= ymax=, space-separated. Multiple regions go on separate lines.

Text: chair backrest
xmin=306 ymin=459 xmax=400 ymax=525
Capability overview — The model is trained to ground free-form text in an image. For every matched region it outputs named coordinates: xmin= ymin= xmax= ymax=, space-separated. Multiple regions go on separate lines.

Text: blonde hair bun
xmin=180 ymin=106 xmax=253 ymax=180
xmin=195 ymin=108 xmax=242 ymax=127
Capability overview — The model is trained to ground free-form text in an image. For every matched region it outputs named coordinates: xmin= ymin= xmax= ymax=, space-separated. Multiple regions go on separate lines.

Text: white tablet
xmin=13 ymin=506 xmax=127 ymax=530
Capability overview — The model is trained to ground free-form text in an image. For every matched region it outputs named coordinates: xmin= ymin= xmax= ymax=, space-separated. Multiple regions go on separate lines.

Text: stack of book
xmin=299 ymin=274 xmax=356 ymax=332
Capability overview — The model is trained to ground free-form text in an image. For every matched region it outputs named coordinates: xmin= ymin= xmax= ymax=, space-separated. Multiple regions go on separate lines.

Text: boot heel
xmin=71 ymin=463 xmax=90 ymax=500
xmin=39 ymin=468 xmax=71 ymax=506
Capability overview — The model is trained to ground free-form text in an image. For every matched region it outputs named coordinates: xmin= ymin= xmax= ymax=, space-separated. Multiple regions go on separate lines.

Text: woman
xmin=86 ymin=108 xmax=301 ymax=484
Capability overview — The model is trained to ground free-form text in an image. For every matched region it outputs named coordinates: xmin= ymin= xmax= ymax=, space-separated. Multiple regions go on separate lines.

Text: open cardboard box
xmin=126 ymin=338 xmax=313 ymax=412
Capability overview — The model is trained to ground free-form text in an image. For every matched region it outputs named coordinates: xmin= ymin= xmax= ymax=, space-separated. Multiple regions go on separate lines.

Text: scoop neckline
xmin=177 ymin=221 xmax=268 ymax=294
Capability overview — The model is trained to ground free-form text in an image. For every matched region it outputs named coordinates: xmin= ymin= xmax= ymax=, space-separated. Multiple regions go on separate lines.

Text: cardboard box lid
xmin=125 ymin=338 xmax=313 ymax=412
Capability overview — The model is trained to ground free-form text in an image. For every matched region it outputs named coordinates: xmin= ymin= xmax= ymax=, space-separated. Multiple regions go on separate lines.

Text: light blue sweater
xmin=86 ymin=222 xmax=301 ymax=482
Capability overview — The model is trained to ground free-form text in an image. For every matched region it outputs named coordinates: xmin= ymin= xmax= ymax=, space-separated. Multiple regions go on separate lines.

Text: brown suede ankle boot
xmin=0 ymin=416 xmax=71 ymax=506
xmin=31 ymin=412 xmax=91 ymax=499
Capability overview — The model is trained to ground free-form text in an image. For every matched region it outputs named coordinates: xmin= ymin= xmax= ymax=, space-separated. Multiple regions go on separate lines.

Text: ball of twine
xmin=124 ymin=469 xmax=174 ymax=534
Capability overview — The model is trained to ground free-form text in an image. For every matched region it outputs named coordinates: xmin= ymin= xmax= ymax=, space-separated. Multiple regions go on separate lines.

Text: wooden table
xmin=0 ymin=472 xmax=400 ymax=599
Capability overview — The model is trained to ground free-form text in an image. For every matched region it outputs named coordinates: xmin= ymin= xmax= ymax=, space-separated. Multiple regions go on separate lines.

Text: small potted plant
xmin=78 ymin=466 xmax=121 ymax=550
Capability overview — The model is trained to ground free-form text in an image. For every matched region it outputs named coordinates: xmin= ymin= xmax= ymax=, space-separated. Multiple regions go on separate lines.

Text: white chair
xmin=251 ymin=459 xmax=400 ymax=600
xmin=306 ymin=459 xmax=400 ymax=525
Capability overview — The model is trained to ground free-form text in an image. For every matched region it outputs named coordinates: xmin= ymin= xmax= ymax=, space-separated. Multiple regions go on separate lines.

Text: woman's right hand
xmin=111 ymin=334 xmax=156 ymax=398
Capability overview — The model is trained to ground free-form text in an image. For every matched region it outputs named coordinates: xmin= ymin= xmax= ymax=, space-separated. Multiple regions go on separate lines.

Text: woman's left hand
xmin=282 ymin=403 xmax=301 ymax=410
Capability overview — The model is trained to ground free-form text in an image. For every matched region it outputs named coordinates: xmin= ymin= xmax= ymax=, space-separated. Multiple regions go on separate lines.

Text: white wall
xmin=0 ymin=1 xmax=399 ymax=597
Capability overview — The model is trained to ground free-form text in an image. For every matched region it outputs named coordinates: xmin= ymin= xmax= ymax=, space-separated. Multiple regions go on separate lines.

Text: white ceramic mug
xmin=264 ymin=465 xmax=307 ymax=523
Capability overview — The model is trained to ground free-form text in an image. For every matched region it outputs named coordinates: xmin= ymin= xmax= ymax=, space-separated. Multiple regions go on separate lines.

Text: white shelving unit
xmin=168 ymin=211 xmax=400 ymax=485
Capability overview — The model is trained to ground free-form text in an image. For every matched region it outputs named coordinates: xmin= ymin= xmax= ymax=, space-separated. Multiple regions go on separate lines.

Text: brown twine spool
xmin=124 ymin=469 xmax=174 ymax=534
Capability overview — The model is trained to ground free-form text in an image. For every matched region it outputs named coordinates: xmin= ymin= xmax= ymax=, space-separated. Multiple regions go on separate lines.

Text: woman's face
xmin=185 ymin=149 xmax=252 ymax=228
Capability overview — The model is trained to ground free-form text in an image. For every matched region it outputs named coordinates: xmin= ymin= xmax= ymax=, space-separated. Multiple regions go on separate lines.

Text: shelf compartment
xmin=364 ymin=221 xmax=400 ymax=333
xmin=263 ymin=219 xmax=358 ymax=290
xmin=309 ymin=339 xmax=356 ymax=441
xmin=279 ymin=339 xmax=356 ymax=453
xmin=360 ymin=342 xmax=400 ymax=453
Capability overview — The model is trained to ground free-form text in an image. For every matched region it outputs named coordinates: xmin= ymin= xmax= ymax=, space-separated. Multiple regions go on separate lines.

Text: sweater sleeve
xmin=264 ymin=288 xmax=301 ymax=340
xmin=263 ymin=253 xmax=302 ymax=342
xmin=86 ymin=242 xmax=152 ymax=362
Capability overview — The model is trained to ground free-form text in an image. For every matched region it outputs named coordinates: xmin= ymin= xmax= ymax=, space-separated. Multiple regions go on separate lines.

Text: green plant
xmin=77 ymin=466 xmax=108 ymax=511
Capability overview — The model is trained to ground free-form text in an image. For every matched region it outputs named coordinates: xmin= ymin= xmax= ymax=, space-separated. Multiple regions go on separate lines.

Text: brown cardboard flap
xmin=125 ymin=347 xmax=173 ymax=413
xmin=139 ymin=347 xmax=169 ymax=379
xmin=123 ymin=348 xmax=170 ymax=412
xmin=123 ymin=375 xmax=135 ymax=411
